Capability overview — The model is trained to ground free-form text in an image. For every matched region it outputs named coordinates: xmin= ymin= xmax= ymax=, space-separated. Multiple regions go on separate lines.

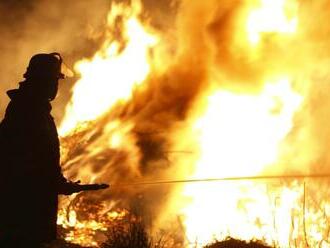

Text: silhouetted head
xmin=23 ymin=52 xmax=65 ymax=101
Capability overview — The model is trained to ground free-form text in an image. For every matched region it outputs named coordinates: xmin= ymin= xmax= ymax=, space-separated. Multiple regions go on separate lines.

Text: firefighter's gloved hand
xmin=58 ymin=180 xmax=82 ymax=195
xmin=58 ymin=180 xmax=109 ymax=195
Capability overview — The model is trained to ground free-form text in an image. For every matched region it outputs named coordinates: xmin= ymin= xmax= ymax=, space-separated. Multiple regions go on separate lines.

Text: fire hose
xmin=74 ymin=174 xmax=330 ymax=191
xmin=111 ymin=173 xmax=330 ymax=187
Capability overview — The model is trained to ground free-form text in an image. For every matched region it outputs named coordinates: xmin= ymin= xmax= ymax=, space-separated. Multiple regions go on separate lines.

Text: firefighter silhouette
xmin=0 ymin=53 xmax=108 ymax=247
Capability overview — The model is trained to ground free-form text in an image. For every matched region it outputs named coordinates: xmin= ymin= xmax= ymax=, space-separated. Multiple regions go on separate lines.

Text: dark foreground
xmin=45 ymin=238 xmax=271 ymax=248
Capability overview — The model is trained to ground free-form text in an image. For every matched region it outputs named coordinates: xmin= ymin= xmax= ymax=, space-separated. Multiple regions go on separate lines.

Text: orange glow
xmin=56 ymin=0 xmax=330 ymax=247
xmin=59 ymin=1 xmax=158 ymax=136
xmin=57 ymin=1 xmax=156 ymax=245
xmin=192 ymin=79 xmax=301 ymax=178
xmin=180 ymin=79 xmax=303 ymax=246
xmin=57 ymin=208 xmax=127 ymax=247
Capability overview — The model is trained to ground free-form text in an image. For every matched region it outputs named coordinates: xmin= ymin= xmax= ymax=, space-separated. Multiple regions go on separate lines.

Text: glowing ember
xmin=57 ymin=208 xmax=128 ymax=247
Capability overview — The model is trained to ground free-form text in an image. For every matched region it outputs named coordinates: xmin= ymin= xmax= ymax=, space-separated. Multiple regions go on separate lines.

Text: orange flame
xmin=59 ymin=1 xmax=158 ymax=136
xmin=180 ymin=79 xmax=302 ymax=246
xmin=58 ymin=1 xmax=157 ymax=246
xmin=57 ymin=0 xmax=330 ymax=247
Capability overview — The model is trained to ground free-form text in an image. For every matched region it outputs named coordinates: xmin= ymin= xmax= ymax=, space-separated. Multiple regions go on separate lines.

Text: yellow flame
xmin=56 ymin=0 xmax=330 ymax=246
xmin=59 ymin=1 xmax=158 ymax=136
xmin=57 ymin=1 xmax=156 ymax=246
xmin=180 ymin=79 xmax=303 ymax=246
xmin=193 ymin=79 xmax=302 ymax=178
xmin=247 ymin=0 xmax=298 ymax=44
xmin=57 ymin=208 xmax=128 ymax=247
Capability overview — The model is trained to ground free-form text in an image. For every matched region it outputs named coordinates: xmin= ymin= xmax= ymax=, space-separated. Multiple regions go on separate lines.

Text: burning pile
xmin=56 ymin=0 xmax=330 ymax=247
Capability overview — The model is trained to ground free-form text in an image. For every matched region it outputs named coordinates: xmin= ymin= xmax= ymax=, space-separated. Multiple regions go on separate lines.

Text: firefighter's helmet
xmin=23 ymin=52 xmax=65 ymax=80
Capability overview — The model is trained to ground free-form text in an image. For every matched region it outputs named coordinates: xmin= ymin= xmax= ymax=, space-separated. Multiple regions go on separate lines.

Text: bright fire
xmin=181 ymin=79 xmax=302 ymax=246
xmin=57 ymin=0 xmax=330 ymax=247
xmin=246 ymin=0 xmax=298 ymax=44
xmin=57 ymin=1 xmax=158 ymax=246
xmin=192 ymin=79 xmax=302 ymax=179
xmin=59 ymin=1 xmax=158 ymax=136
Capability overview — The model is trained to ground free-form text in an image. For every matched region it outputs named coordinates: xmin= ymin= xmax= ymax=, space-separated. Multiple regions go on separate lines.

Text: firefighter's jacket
xmin=0 ymin=81 xmax=67 ymax=243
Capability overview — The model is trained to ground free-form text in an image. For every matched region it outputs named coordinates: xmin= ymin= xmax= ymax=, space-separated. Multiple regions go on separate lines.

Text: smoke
xmin=0 ymin=0 xmax=179 ymax=119
xmin=0 ymin=0 xmax=110 ymax=119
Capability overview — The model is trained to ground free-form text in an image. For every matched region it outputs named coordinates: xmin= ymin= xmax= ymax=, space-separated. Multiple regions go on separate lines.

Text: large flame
xmin=59 ymin=1 xmax=157 ymax=136
xmin=192 ymin=79 xmax=301 ymax=179
xmin=57 ymin=0 xmax=330 ymax=247
xmin=57 ymin=1 xmax=159 ymax=246
xmin=180 ymin=79 xmax=302 ymax=246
